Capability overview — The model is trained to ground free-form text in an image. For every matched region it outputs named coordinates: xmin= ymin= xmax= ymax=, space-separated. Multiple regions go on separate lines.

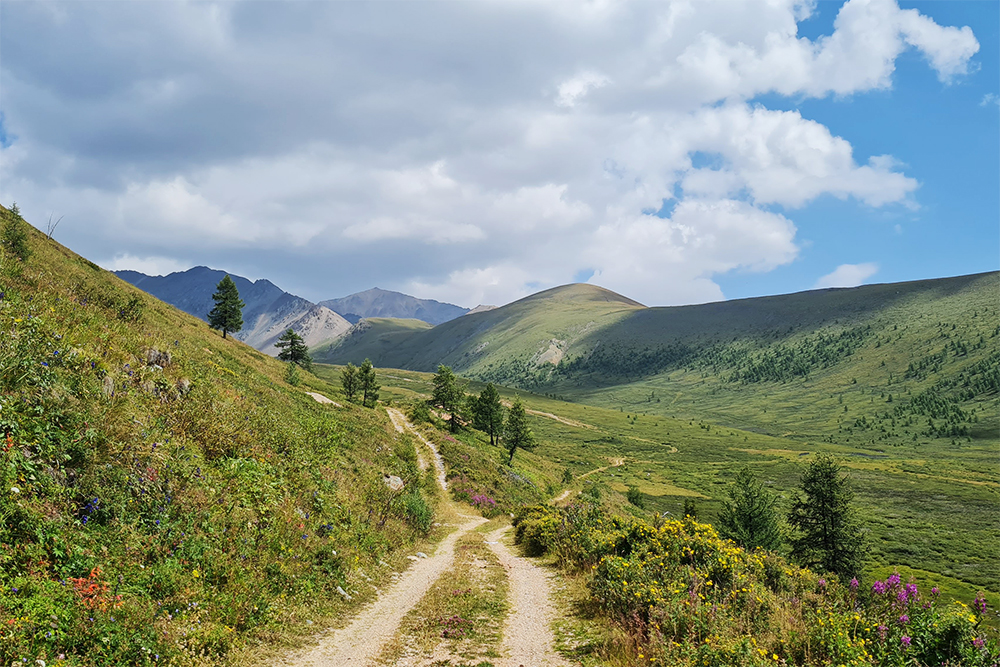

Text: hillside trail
xmin=551 ymin=457 xmax=626 ymax=504
xmin=386 ymin=408 xmax=448 ymax=491
xmin=279 ymin=410 xmax=480 ymax=666
xmin=485 ymin=525 xmax=572 ymax=667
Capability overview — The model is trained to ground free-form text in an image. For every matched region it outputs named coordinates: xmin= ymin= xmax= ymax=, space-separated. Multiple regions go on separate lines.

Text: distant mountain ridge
xmin=115 ymin=267 xmax=352 ymax=355
xmin=319 ymin=287 xmax=469 ymax=325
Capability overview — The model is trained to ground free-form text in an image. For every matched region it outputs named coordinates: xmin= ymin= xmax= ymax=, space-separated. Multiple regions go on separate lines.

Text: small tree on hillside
xmin=788 ymin=454 xmax=865 ymax=579
xmin=359 ymin=358 xmax=380 ymax=408
xmin=207 ymin=275 xmax=244 ymax=339
xmin=432 ymin=364 xmax=464 ymax=432
xmin=275 ymin=328 xmax=312 ymax=370
xmin=472 ymin=382 xmax=505 ymax=446
xmin=2 ymin=203 xmax=32 ymax=262
xmin=503 ymin=398 xmax=535 ymax=465
xmin=718 ymin=467 xmax=783 ymax=551
xmin=341 ymin=363 xmax=359 ymax=403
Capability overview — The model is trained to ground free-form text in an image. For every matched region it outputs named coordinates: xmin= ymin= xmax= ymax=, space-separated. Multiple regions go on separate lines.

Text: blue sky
xmin=1 ymin=0 xmax=996 ymax=308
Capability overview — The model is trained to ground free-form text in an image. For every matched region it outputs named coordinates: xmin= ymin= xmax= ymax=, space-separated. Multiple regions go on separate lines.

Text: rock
xmin=101 ymin=375 xmax=114 ymax=397
xmin=175 ymin=378 xmax=192 ymax=397
xmin=145 ymin=348 xmax=172 ymax=367
xmin=336 ymin=586 xmax=352 ymax=601
xmin=415 ymin=552 xmax=428 ymax=559
xmin=383 ymin=474 xmax=404 ymax=491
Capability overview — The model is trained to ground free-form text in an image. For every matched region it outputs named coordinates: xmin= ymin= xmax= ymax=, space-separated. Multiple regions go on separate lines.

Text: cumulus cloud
xmin=102 ymin=253 xmax=190 ymax=277
xmin=0 ymin=0 xmax=981 ymax=307
xmin=815 ymin=263 xmax=880 ymax=289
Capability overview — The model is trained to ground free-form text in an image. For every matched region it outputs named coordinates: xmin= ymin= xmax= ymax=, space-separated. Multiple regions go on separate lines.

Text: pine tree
xmin=341 ymin=363 xmax=359 ymax=403
xmin=472 ymin=383 xmax=505 ymax=445
xmin=432 ymin=365 xmax=464 ymax=432
xmin=359 ymin=358 xmax=380 ymax=408
xmin=207 ymin=275 xmax=244 ymax=339
xmin=2 ymin=203 xmax=32 ymax=262
xmin=718 ymin=467 xmax=783 ymax=551
xmin=274 ymin=328 xmax=312 ymax=369
xmin=788 ymin=454 xmax=865 ymax=579
xmin=503 ymin=398 xmax=535 ymax=465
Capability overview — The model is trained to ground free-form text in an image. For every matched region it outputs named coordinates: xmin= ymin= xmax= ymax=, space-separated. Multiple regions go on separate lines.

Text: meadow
xmin=317 ymin=364 xmax=1000 ymax=619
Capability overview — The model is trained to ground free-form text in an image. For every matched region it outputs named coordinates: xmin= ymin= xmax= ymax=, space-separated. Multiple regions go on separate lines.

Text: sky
xmin=1 ymin=0 xmax=997 ymax=309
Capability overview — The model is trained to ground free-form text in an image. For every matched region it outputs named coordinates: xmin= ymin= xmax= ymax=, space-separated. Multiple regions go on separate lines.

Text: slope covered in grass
xmin=312 ymin=316 xmax=433 ymax=364
xmin=0 ymin=207 xmax=437 ymax=665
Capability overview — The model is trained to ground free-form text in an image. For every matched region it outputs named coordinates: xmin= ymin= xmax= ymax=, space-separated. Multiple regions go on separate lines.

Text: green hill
xmin=312 ymin=316 xmax=433 ymax=364
xmin=315 ymin=283 xmax=644 ymax=370
xmin=0 ymin=206 xmax=438 ymax=664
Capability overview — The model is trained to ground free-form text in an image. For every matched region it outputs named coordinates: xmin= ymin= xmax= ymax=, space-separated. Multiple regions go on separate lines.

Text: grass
xmin=0 ymin=206 xmax=441 ymax=665
xmin=374 ymin=522 xmax=509 ymax=666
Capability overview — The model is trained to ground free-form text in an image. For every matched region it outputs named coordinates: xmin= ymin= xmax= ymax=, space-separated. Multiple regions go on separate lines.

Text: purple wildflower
xmin=850 ymin=578 xmax=859 ymax=591
xmin=877 ymin=625 xmax=888 ymax=640
xmin=818 ymin=578 xmax=827 ymax=589
xmin=899 ymin=614 xmax=909 ymax=625
xmin=897 ymin=589 xmax=909 ymax=603
xmin=973 ymin=593 xmax=987 ymax=614
xmin=931 ymin=587 xmax=940 ymax=596
xmin=901 ymin=636 xmax=911 ymax=647
xmin=872 ymin=580 xmax=888 ymax=595
xmin=887 ymin=572 xmax=901 ymax=587
xmin=973 ymin=637 xmax=985 ymax=649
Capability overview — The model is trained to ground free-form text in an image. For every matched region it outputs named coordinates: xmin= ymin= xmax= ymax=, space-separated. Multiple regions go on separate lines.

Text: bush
xmin=2 ymin=203 xmax=32 ymax=262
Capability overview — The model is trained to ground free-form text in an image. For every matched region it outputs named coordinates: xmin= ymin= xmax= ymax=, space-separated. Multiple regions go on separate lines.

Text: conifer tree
xmin=274 ymin=328 xmax=312 ymax=369
xmin=341 ymin=363 xmax=359 ymax=403
xmin=788 ymin=454 xmax=865 ymax=578
xmin=718 ymin=467 xmax=783 ymax=551
xmin=207 ymin=275 xmax=244 ymax=339
xmin=2 ymin=203 xmax=32 ymax=262
xmin=472 ymin=382 xmax=505 ymax=445
xmin=432 ymin=364 xmax=464 ymax=432
xmin=503 ymin=398 xmax=535 ymax=465
xmin=359 ymin=358 xmax=380 ymax=408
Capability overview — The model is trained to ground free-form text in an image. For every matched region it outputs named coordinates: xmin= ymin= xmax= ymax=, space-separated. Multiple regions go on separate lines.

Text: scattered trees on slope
xmin=359 ymin=358 xmax=380 ymax=408
xmin=341 ymin=362 xmax=359 ymax=402
xmin=207 ymin=274 xmax=244 ymax=339
xmin=1 ymin=203 xmax=32 ymax=262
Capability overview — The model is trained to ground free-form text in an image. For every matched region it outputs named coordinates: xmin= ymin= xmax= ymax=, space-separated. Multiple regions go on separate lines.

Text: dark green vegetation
xmin=318 ymin=272 xmax=999 ymax=597
xmin=0 ymin=206 xmax=438 ymax=664
xmin=788 ymin=455 xmax=865 ymax=579
xmin=717 ymin=467 xmax=782 ymax=551
xmin=312 ymin=317 xmax=433 ymax=364
xmin=274 ymin=328 xmax=312 ymax=369
xmin=207 ymin=274 xmax=244 ymax=339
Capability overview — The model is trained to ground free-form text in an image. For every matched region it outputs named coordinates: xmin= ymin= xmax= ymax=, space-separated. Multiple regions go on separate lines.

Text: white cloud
xmin=0 ymin=0 xmax=981 ymax=306
xmin=101 ymin=253 xmax=190 ymax=277
xmin=981 ymin=93 xmax=1000 ymax=108
xmin=556 ymin=71 xmax=610 ymax=108
xmin=815 ymin=263 xmax=880 ymax=289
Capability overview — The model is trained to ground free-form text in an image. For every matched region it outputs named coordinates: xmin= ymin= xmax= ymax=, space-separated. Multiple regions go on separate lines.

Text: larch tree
xmin=207 ymin=275 xmax=244 ymax=339
xmin=275 ymin=328 xmax=312 ymax=369
xmin=359 ymin=358 xmax=380 ymax=408
xmin=472 ymin=382 xmax=505 ymax=446
xmin=341 ymin=363 xmax=359 ymax=403
xmin=503 ymin=398 xmax=535 ymax=465
xmin=788 ymin=454 xmax=865 ymax=579
xmin=718 ymin=467 xmax=783 ymax=551
xmin=432 ymin=364 xmax=464 ymax=432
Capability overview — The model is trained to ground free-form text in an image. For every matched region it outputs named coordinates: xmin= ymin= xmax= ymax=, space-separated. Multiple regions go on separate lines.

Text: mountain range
xmin=114 ymin=267 xmax=473 ymax=355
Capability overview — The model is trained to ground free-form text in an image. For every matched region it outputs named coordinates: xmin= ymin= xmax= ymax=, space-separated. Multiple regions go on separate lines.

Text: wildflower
xmin=192 ymin=569 xmax=200 ymax=578
xmin=974 ymin=637 xmax=985 ymax=649
xmin=931 ymin=587 xmax=940 ymax=596
xmin=872 ymin=580 xmax=887 ymax=595
xmin=850 ymin=578 xmax=859 ymax=591
xmin=887 ymin=572 xmax=901 ymax=587
xmin=973 ymin=593 xmax=987 ymax=614
xmin=899 ymin=614 xmax=909 ymax=625
xmin=10 ymin=487 xmax=19 ymax=495
xmin=901 ymin=636 xmax=911 ymax=647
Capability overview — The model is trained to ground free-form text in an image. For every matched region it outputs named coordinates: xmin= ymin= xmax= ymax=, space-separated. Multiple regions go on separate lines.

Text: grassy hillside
xmin=315 ymin=283 xmax=644 ymax=370
xmin=0 ymin=207 xmax=439 ymax=665
xmin=312 ymin=317 xmax=433 ymax=364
